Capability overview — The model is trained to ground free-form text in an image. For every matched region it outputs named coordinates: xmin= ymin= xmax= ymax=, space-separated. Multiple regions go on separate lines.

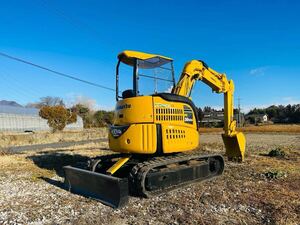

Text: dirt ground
xmin=0 ymin=132 xmax=299 ymax=225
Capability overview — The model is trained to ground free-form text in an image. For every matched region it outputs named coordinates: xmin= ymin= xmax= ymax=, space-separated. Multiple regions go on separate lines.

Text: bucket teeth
xmin=222 ymin=132 xmax=246 ymax=162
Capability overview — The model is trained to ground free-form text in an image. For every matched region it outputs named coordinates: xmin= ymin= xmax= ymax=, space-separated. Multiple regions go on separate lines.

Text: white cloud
xmin=249 ymin=66 xmax=269 ymax=76
xmin=74 ymin=95 xmax=97 ymax=110
xmin=281 ymin=96 xmax=300 ymax=105
xmin=64 ymin=93 xmax=114 ymax=111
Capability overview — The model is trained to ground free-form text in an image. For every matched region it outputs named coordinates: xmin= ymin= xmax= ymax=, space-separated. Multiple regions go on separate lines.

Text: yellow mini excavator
xmin=64 ymin=50 xmax=246 ymax=208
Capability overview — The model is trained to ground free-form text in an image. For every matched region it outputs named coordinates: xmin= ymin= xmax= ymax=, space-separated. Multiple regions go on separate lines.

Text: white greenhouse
xmin=0 ymin=105 xmax=83 ymax=132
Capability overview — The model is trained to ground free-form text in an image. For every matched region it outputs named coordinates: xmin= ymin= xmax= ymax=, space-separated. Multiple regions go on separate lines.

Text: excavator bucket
xmin=222 ymin=132 xmax=246 ymax=162
xmin=63 ymin=166 xmax=129 ymax=208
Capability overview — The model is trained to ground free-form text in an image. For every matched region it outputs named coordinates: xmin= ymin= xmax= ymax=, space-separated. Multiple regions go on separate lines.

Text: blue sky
xmin=0 ymin=0 xmax=299 ymax=112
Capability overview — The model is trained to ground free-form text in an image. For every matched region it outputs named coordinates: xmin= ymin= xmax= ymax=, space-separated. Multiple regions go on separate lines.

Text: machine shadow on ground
xmin=27 ymin=151 xmax=91 ymax=190
xmin=26 ymin=151 xmax=90 ymax=177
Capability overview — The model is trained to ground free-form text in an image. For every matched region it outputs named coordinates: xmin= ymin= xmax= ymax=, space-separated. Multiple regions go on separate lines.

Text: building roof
xmin=0 ymin=105 xmax=39 ymax=115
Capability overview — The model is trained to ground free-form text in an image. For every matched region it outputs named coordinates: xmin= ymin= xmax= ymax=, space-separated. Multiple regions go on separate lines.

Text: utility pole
xmin=237 ymin=97 xmax=241 ymax=127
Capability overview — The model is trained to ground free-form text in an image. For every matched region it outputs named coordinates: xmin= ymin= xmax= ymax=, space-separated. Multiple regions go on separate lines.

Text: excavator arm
xmin=172 ymin=60 xmax=246 ymax=161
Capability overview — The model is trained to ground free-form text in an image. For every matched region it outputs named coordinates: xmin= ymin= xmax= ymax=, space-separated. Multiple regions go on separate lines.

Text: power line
xmin=0 ymin=51 xmax=115 ymax=92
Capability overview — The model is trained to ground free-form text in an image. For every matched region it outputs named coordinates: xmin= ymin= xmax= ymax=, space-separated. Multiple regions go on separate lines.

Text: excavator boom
xmin=173 ymin=60 xmax=246 ymax=161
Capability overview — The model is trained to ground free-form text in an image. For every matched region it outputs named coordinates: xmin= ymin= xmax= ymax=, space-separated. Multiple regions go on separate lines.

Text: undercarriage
xmin=64 ymin=152 xmax=224 ymax=208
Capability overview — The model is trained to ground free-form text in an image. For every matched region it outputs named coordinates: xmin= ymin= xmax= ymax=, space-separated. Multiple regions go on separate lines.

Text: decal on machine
xmin=110 ymin=125 xmax=130 ymax=138
xmin=183 ymin=105 xmax=193 ymax=124
xmin=116 ymin=104 xmax=131 ymax=111
xmin=154 ymin=103 xmax=170 ymax=108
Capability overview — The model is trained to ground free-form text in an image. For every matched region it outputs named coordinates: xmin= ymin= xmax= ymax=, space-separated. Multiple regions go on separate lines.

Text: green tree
xmin=265 ymin=105 xmax=278 ymax=119
xmin=94 ymin=110 xmax=114 ymax=127
xmin=197 ymin=107 xmax=204 ymax=121
xmin=203 ymin=106 xmax=213 ymax=112
xmin=71 ymin=104 xmax=92 ymax=128
xmin=39 ymin=106 xmax=77 ymax=132
xmin=103 ymin=111 xmax=114 ymax=125
xmin=246 ymin=104 xmax=300 ymax=124
xmin=94 ymin=110 xmax=105 ymax=127
xmin=248 ymin=107 xmax=266 ymax=115
xmin=71 ymin=104 xmax=90 ymax=117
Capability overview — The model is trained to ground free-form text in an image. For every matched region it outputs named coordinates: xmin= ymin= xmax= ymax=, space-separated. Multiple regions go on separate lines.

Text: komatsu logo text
xmin=116 ymin=104 xmax=131 ymax=111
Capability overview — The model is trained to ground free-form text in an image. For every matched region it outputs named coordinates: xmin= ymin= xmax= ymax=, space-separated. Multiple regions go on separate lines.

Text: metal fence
xmin=0 ymin=113 xmax=83 ymax=132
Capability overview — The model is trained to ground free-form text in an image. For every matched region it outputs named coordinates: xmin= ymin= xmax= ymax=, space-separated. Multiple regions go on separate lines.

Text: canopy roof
xmin=118 ymin=50 xmax=173 ymax=69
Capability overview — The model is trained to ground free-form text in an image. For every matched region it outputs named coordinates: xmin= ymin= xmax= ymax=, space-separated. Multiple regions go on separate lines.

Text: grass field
xmin=0 ymin=128 xmax=107 ymax=148
xmin=199 ymin=124 xmax=300 ymax=133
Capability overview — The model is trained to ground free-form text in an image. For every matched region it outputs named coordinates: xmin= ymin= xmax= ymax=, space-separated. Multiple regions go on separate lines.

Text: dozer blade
xmin=222 ymin=132 xmax=246 ymax=162
xmin=63 ymin=166 xmax=129 ymax=208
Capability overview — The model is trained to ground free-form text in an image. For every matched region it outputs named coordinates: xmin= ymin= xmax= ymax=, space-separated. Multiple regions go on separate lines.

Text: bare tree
xmin=26 ymin=96 xmax=65 ymax=109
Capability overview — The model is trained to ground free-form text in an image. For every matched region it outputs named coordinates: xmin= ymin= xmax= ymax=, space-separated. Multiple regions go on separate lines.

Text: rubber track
xmin=129 ymin=151 xmax=224 ymax=197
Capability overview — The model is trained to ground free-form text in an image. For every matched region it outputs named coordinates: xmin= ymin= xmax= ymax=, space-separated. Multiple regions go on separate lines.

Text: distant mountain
xmin=0 ymin=100 xmax=23 ymax=107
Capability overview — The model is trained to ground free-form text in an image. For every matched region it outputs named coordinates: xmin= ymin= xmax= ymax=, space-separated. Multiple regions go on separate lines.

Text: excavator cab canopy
xmin=118 ymin=50 xmax=173 ymax=69
xmin=116 ymin=50 xmax=175 ymax=100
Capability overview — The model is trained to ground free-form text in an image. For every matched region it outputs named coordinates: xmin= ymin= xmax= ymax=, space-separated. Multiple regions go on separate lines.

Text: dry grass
xmin=0 ymin=128 xmax=107 ymax=148
xmin=240 ymin=124 xmax=300 ymax=133
xmin=199 ymin=124 xmax=300 ymax=133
